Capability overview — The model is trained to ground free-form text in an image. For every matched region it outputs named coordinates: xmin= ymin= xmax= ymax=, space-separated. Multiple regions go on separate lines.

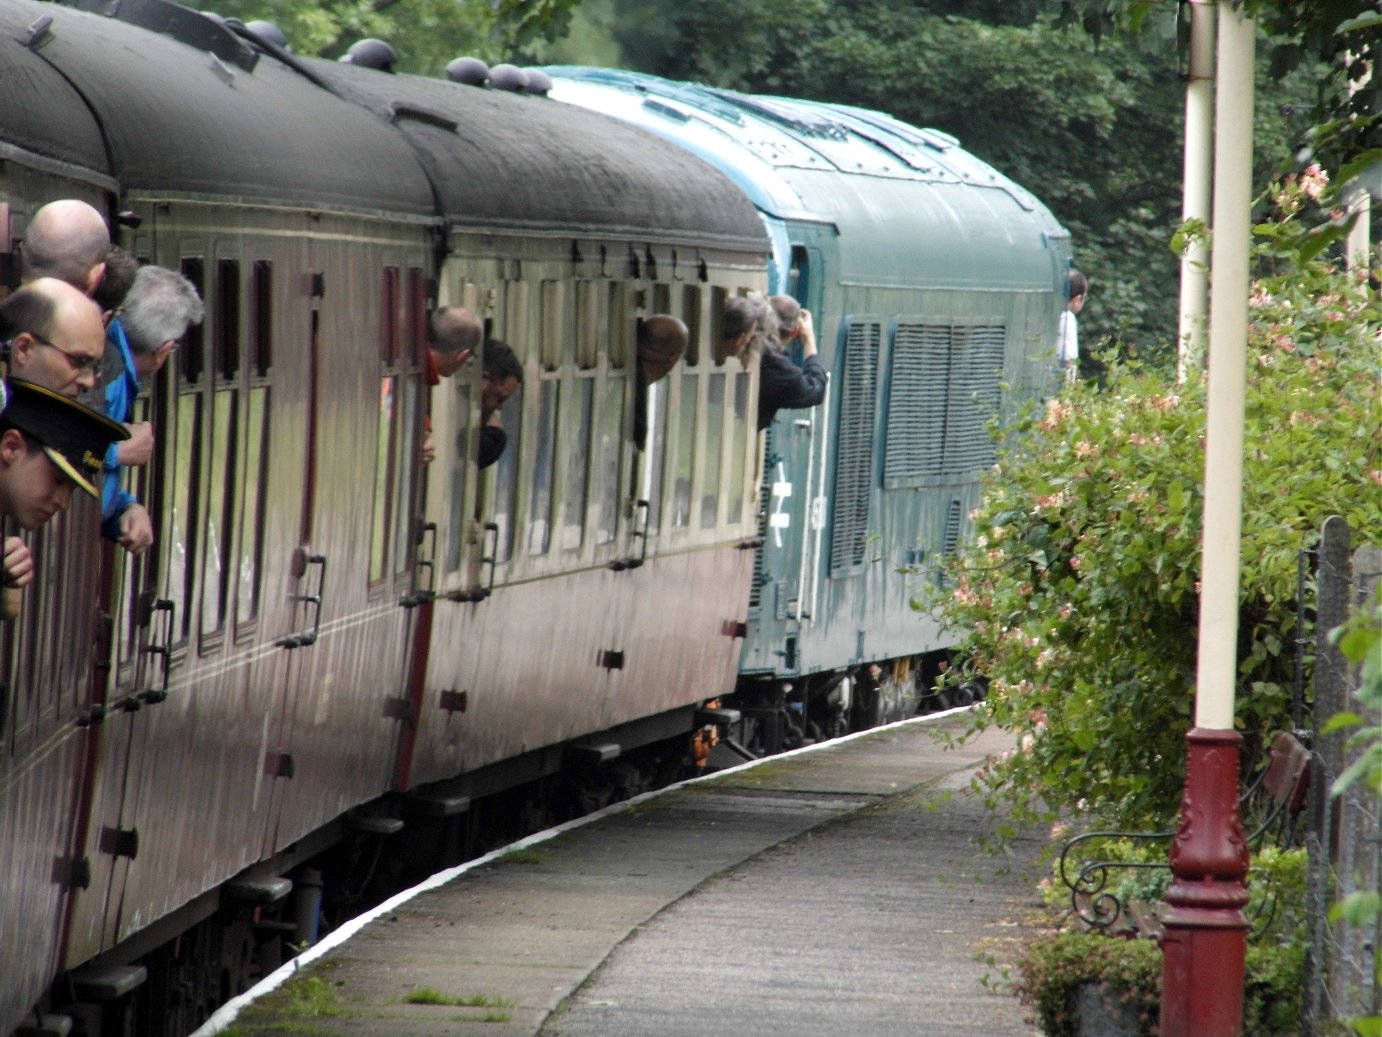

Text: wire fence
xmin=1305 ymin=516 xmax=1380 ymax=1034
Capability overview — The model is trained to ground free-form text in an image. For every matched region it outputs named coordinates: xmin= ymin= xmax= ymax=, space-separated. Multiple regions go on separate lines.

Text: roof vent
xmin=340 ymin=38 xmax=397 ymax=73
xmin=446 ymin=56 xmax=490 ymax=86
xmin=489 ymin=63 xmax=529 ymax=91
xmin=522 ymin=69 xmax=552 ymax=96
xmin=244 ymin=19 xmax=289 ymax=51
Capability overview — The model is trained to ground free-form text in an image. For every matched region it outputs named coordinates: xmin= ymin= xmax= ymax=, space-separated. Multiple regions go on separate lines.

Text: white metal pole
xmin=1194 ymin=2 xmax=1255 ymax=732
xmin=1177 ymin=0 xmax=1216 ymax=381
xmin=1344 ymin=49 xmax=1373 ymax=271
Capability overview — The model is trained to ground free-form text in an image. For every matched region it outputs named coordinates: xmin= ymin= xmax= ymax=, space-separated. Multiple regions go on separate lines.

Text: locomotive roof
xmin=302 ymin=59 xmax=767 ymax=250
xmin=544 ymin=68 xmax=1070 ymax=288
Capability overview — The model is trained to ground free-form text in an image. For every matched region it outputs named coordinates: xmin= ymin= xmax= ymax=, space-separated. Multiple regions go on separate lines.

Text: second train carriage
xmin=0 ymin=2 xmax=768 ymax=1031
xmin=543 ymin=68 xmax=1072 ymax=744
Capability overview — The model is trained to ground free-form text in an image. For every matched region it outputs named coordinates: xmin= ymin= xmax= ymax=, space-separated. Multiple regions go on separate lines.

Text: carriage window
xmin=503 ymin=279 xmax=529 ymax=364
xmin=389 ymin=268 xmax=426 ymax=577
xmin=575 ymin=281 xmax=601 ymax=370
xmin=380 ymin=267 xmax=399 ymax=365
xmin=528 ymin=378 xmax=558 ymax=555
xmin=701 ymin=372 xmax=725 ymax=528
xmin=540 ymin=280 xmax=565 ymax=370
xmin=391 ymin=375 xmax=421 ymax=576
xmin=251 ymin=261 xmax=272 ymax=376
xmin=168 ymin=394 xmax=202 ymax=643
xmin=645 ymin=376 xmax=669 ymax=534
xmin=728 ymin=371 xmax=751 ymax=523
xmin=237 ymin=385 xmax=269 ymax=626
xmin=200 ymin=260 xmax=241 ymax=641
xmin=180 ymin=258 xmax=206 ymax=384
xmin=491 ymin=386 xmax=520 ymax=562
xmin=407 ymin=267 xmax=426 ymax=367
xmin=444 ymin=381 xmax=473 ymax=574
xmin=562 ymin=379 xmax=593 ymax=550
xmin=652 ymin=283 xmax=671 ymax=316
xmin=711 ymin=287 xmax=739 ymax=366
xmin=682 ymin=285 xmax=703 ymax=367
xmin=671 ymin=368 xmax=696 ymax=529
xmin=370 ymin=267 xmax=401 ymax=585
xmin=608 ymin=283 xmax=629 ymax=369
xmin=237 ymin=262 xmax=272 ymax=627
xmin=594 ymin=372 xmax=624 ymax=544
xmin=214 ymin=261 xmax=240 ymax=379
xmin=200 ymin=387 xmax=237 ymax=638
xmin=371 ymin=376 xmax=395 ymax=584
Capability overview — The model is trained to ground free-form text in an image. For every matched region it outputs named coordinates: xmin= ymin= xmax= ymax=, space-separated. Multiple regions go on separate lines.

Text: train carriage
xmin=302 ymin=55 xmax=769 ymax=793
xmin=0 ymin=2 xmax=767 ymax=1031
xmin=544 ymin=69 xmax=1072 ymax=741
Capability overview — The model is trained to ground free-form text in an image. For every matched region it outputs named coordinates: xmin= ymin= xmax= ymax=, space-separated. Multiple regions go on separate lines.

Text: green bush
xmin=1015 ymin=930 xmax=1306 ymax=1037
xmin=940 ymin=221 xmax=1379 ymax=830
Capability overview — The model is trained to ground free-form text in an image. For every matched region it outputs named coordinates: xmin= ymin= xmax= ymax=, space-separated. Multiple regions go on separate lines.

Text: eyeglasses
xmin=27 ymin=332 xmax=103 ymax=378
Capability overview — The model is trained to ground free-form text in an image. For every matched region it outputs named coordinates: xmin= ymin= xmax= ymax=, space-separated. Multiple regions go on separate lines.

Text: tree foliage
xmin=609 ymin=0 xmax=1329 ymax=367
xmin=183 ymin=0 xmax=581 ymax=73
xmin=939 ymin=170 xmax=1380 ymax=830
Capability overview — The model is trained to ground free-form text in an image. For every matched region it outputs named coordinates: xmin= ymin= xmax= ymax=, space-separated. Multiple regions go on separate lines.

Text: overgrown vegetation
xmin=1014 ymin=928 xmax=1307 ymax=1037
xmin=938 ymin=165 xmax=1378 ymax=831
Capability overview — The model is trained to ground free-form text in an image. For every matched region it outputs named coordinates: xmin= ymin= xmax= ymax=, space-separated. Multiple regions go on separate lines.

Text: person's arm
xmin=761 ymin=349 xmax=828 ymax=411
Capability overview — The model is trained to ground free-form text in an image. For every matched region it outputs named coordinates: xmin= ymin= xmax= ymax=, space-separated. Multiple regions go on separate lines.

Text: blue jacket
xmin=101 ymin=319 xmax=140 ymax=538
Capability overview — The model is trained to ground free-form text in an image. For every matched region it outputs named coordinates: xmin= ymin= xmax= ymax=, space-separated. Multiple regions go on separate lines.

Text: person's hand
xmin=797 ymin=309 xmax=817 ymax=356
xmin=118 ymin=422 xmax=155 ymax=466
xmin=117 ymin=504 xmax=154 ymax=555
xmin=421 ymin=432 xmax=436 ymax=464
xmin=3 ymin=536 xmax=33 ymax=589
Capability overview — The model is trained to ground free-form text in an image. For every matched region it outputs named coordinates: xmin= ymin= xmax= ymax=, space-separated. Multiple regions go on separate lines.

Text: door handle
xmin=402 ymin=521 xmax=437 ymax=608
xmin=278 ymin=553 xmax=327 ymax=648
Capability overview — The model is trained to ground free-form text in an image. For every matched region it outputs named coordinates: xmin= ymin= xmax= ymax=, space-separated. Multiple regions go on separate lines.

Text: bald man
xmin=428 ymin=306 xmax=483 ymax=380
xmin=421 ymin=306 xmax=485 ymax=463
xmin=2 ymin=278 xmax=107 ymax=399
xmin=20 ymin=199 xmax=110 ymax=295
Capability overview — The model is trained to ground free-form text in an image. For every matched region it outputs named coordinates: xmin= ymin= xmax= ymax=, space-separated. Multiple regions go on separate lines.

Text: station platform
xmin=196 ymin=711 xmax=1046 ymax=1037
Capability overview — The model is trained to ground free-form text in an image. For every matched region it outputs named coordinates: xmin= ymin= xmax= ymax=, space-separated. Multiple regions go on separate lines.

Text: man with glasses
xmin=1 ymin=277 xmax=107 ymax=400
xmin=0 ymin=279 xmax=131 ymax=608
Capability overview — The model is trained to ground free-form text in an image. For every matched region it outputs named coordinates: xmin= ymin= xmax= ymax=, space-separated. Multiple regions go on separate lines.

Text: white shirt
xmin=1058 ymin=310 xmax=1079 ymax=364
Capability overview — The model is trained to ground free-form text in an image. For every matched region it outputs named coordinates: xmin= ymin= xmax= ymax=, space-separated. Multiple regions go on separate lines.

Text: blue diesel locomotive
xmin=545 ymin=69 xmax=1071 ymax=748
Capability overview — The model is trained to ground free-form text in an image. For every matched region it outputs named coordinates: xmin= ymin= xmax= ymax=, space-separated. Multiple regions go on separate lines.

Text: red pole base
xmin=1159 ymin=727 xmax=1250 ymax=1037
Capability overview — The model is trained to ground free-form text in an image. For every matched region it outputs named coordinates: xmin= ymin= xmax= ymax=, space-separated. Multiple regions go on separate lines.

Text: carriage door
xmin=746 ymin=244 xmax=825 ymax=675
xmin=268 ymin=253 xmax=430 ymax=851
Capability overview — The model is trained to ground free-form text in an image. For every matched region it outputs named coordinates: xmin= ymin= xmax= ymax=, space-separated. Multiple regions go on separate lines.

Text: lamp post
xmin=1176 ymin=0 xmax=1214 ymax=382
xmin=1159 ymin=4 xmax=1256 ymax=1036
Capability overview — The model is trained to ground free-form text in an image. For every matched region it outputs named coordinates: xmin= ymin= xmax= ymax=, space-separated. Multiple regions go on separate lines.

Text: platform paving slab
xmin=212 ymin=715 xmax=1045 ymax=1037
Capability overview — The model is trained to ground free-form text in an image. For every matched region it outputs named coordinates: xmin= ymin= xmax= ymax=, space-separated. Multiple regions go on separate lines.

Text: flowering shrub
xmin=1014 ymin=930 xmax=1307 ymax=1037
xmin=939 ymin=194 xmax=1379 ymax=829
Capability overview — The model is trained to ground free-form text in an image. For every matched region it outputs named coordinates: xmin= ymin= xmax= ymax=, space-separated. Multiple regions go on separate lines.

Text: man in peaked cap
xmin=0 ymin=378 xmax=128 ymax=529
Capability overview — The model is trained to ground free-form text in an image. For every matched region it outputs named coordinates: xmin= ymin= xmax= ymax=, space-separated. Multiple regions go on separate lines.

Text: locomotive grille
xmin=884 ymin=321 xmax=1006 ymax=484
xmin=747 ymin=426 xmax=776 ymax=610
xmin=829 ymin=319 xmax=882 ymax=574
